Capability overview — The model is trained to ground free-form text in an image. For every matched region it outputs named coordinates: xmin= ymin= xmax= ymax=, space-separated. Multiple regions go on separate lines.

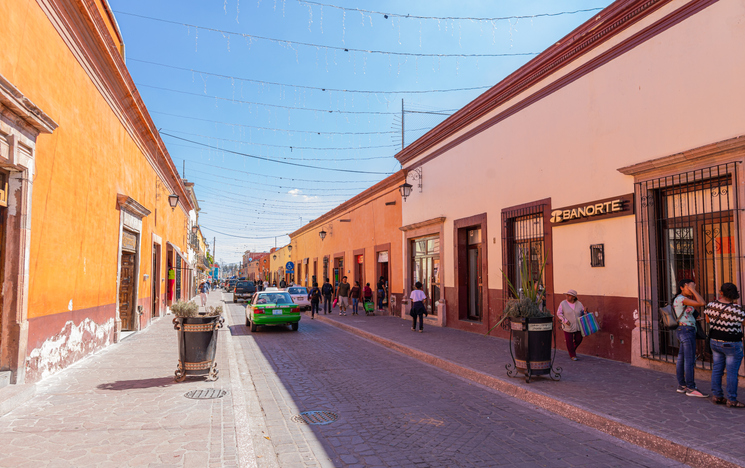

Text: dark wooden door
xmin=120 ymin=252 xmax=136 ymax=331
xmin=152 ymin=244 xmax=160 ymax=317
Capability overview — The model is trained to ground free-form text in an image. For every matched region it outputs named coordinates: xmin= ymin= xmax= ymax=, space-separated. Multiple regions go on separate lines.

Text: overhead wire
xmin=295 ymin=2 xmax=604 ymax=22
xmin=152 ymin=111 xmax=434 ymax=136
xmin=162 ymin=132 xmax=394 ymax=174
xmin=114 ymin=11 xmax=540 ymax=58
xmin=163 ymin=129 xmax=398 ymax=154
xmin=129 ymin=58 xmax=493 ymax=95
xmin=183 ymin=160 xmax=383 ymax=184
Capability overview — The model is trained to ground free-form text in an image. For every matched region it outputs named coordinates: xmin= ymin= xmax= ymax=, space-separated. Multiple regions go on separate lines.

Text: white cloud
xmin=288 ymin=189 xmax=301 ymax=196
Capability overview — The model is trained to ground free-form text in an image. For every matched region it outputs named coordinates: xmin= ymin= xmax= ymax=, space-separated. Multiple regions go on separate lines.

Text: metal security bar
xmin=502 ymin=204 xmax=547 ymax=302
xmin=635 ymin=162 xmax=744 ymax=375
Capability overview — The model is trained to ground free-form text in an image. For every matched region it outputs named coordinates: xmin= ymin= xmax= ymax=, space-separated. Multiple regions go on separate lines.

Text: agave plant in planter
xmin=488 ymin=252 xmax=561 ymax=383
xmin=171 ymin=301 xmax=224 ymax=382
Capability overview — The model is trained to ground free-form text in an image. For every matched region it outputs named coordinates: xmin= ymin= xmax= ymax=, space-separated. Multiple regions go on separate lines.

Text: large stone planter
xmin=506 ymin=316 xmax=561 ymax=383
xmin=173 ymin=316 xmax=224 ymax=382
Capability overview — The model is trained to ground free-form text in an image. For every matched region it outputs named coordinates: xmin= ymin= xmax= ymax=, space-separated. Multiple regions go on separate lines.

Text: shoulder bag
xmin=659 ymin=298 xmax=680 ymax=331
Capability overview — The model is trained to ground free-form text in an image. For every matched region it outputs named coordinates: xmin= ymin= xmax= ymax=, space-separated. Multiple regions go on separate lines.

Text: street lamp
xmin=398 ymin=182 xmax=413 ymax=201
xmin=287 ymin=245 xmax=292 ymax=252
xmin=273 ymin=254 xmax=277 ymax=260
xmin=191 ymin=225 xmax=198 ymax=234
xmin=168 ymin=194 xmax=179 ymax=208
xmin=319 ymin=229 xmax=327 ymax=241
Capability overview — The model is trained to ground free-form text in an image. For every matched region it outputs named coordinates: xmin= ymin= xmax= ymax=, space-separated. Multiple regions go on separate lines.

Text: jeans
xmin=710 ymin=339 xmax=743 ymax=402
xmin=377 ymin=290 xmax=385 ymax=310
xmin=200 ymin=292 xmax=207 ymax=306
xmin=676 ymin=325 xmax=697 ymax=389
xmin=310 ymin=302 xmax=319 ymax=318
xmin=352 ymin=298 xmax=359 ymax=314
xmin=323 ymin=296 xmax=332 ymax=314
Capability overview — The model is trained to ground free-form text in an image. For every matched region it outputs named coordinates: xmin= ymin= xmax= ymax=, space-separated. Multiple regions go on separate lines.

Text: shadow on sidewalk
xmin=97 ymin=377 xmax=178 ymax=391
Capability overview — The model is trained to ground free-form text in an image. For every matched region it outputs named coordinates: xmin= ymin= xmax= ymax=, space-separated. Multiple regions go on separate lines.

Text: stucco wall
xmin=402 ymin=0 xmax=745 ymax=294
xmin=291 ymin=182 xmax=403 ymax=308
xmin=1 ymin=0 xmax=190 ymax=381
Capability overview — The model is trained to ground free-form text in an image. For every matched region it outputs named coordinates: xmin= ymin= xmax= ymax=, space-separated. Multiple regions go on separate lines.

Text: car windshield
xmin=255 ymin=293 xmax=293 ymax=305
xmin=236 ymin=282 xmax=253 ymax=288
xmin=288 ymin=287 xmax=307 ymax=295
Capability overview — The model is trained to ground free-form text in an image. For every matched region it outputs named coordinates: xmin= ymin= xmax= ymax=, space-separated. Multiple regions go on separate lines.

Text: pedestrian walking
xmin=557 ymin=289 xmax=587 ymax=361
xmin=704 ymin=282 xmax=745 ymax=407
xmin=410 ymin=281 xmax=427 ymax=332
xmin=321 ymin=278 xmax=334 ymax=315
xmin=307 ymin=282 xmax=321 ymax=319
xmin=337 ymin=276 xmax=351 ymax=316
xmin=350 ymin=281 xmax=361 ymax=315
xmin=377 ymin=276 xmax=386 ymax=312
xmin=279 ymin=279 xmax=287 ymax=288
xmin=199 ymin=281 xmax=209 ymax=307
xmin=167 ymin=264 xmax=175 ymax=302
xmin=672 ymin=279 xmax=707 ymax=397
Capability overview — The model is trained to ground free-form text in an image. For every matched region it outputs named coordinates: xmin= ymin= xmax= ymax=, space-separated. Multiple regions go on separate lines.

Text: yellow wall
xmin=1 ymin=1 xmax=189 ymax=322
xmin=291 ymin=177 xmax=403 ymax=298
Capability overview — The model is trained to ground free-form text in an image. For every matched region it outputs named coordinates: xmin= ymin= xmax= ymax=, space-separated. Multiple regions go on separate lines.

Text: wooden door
xmin=120 ymin=252 xmax=136 ymax=331
xmin=152 ymin=244 xmax=160 ymax=317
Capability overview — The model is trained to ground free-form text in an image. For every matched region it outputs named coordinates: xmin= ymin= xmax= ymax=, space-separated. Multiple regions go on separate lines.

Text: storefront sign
xmin=550 ymin=194 xmax=634 ymax=226
xmin=378 ymin=251 xmax=389 ymax=263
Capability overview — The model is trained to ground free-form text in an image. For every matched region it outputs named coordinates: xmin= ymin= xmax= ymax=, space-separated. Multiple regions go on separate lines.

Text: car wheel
xmin=291 ymin=323 xmax=299 ymax=331
xmin=250 ymin=321 xmax=257 ymax=332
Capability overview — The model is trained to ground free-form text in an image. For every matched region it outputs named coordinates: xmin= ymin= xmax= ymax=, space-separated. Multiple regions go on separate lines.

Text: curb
xmin=314 ymin=314 xmax=742 ymax=468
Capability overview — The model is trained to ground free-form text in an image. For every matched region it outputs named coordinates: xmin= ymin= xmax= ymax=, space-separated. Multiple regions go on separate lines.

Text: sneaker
xmin=571 ymin=357 xmax=579 ymax=361
xmin=686 ymin=388 xmax=708 ymax=398
xmin=711 ymin=396 xmax=726 ymax=405
xmin=418 ymin=329 xmax=423 ymax=333
xmin=411 ymin=327 xmax=416 ymax=331
xmin=726 ymin=400 xmax=745 ymax=408
xmin=676 ymin=386 xmax=687 ymax=394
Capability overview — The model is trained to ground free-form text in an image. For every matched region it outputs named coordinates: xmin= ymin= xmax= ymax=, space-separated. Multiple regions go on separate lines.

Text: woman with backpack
xmin=673 ymin=279 xmax=707 ymax=397
xmin=307 ymin=282 xmax=321 ymax=319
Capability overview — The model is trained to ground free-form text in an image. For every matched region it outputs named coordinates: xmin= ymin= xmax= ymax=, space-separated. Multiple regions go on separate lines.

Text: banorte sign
xmin=550 ymin=194 xmax=634 ymax=226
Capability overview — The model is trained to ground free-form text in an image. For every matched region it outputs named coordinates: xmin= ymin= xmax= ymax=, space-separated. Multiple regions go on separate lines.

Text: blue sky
xmin=110 ymin=0 xmax=612 ymax=264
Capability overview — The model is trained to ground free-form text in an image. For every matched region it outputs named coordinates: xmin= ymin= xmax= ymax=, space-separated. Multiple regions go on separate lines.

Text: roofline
xmin=289 ymin=170 xmax=405 ymax=239
xmin=395 ymin=0 xmax=680 ymax=167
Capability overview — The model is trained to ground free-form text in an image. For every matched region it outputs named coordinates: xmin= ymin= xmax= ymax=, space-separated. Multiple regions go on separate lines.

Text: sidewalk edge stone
xmin=315 ymin=315 xmax=742 ymax=468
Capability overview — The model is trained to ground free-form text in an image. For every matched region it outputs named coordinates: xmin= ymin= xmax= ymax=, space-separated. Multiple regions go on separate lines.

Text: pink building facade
xmin=394 ymin=0 xmax=745 ymax=376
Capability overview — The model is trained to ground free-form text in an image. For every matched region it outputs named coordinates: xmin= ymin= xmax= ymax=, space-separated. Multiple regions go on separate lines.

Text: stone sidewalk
xmin=0 ymin=292 xmax=244 ymax=468
xmin=312 ymin=312 xmax=745 ymax=468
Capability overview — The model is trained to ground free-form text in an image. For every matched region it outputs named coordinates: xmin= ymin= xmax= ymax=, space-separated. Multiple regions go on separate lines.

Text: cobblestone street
xmin=224 ymin=298 xmax=681 ymax=468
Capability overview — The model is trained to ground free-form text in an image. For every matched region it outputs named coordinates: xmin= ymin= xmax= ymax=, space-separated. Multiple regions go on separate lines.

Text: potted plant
xmin=171 ymin=301 xmax=224 ymax=382
xmin=488 ymin=253 xmax=561 ymax=383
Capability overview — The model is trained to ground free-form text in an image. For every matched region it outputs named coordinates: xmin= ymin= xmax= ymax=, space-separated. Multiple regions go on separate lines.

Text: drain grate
xmin=184 ymin=389 xmax=228 ymax=400
xmin=291 ymin=411 xmax=338 ymax=425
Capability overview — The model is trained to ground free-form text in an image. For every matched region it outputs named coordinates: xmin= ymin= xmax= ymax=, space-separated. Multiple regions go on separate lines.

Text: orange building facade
xmin=290 ymin=172 xmax=404 ymax=314
xmin=0 ymin=0 xmax=193 ymax=384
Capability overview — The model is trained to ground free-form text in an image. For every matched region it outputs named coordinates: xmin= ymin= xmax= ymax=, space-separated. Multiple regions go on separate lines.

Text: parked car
xmin=245 ymin=290 xmax=301 ymax=332
xmin=287 ymin=286 xmax=310 ymax=310
xmin=227 ymin=279 xmax=238 ymax=292
xmin=234 ymin=281 xmax=256 ymax=303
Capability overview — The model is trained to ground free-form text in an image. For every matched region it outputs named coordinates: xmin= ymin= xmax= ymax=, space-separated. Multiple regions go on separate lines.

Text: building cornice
xmin=617 ymin=135 xmax=745 ymax=177
xmin=395 ymin=0 xmax=712 ymax=168
xmin=38 ymin=0 xmax=193 ymax=213
xmin=289 ymin=170 xmax=405 ymax=239
xmin=117 ymin=194 xmax=151 ymax=218
xmin=399 ymin=217 xmax=446 ymax=232
xmin=0 ymin=74 xmax=58 ymax=136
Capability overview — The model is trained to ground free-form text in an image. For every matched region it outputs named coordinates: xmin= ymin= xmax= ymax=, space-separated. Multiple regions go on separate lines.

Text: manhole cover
xmin=291 ymin=411 xmax=338 ymax=425
xmin=184 ymin=389 xmax=228 ymax=399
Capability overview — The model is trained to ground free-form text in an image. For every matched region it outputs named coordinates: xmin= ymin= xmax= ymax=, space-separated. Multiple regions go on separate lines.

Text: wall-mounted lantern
xmin=288 ymin=245 xmax=292 ymax=252
xmin=398 ymin=166 xmax=422 ymax=202
xmin=319 ymin=229 xmax=327 ymax=241
xmin=191 ymin=225 xmax=198 ymax=234
xmin=168 ymin=194 xmax=179 ymax=208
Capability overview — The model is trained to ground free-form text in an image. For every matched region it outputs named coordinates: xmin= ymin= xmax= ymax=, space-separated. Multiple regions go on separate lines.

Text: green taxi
xmin=245 ymin=289 xmax=301 ymax=332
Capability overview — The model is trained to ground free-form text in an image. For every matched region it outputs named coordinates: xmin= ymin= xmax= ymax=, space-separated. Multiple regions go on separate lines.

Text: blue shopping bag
xmin=579 ymin=312 xmax=600 ymax=337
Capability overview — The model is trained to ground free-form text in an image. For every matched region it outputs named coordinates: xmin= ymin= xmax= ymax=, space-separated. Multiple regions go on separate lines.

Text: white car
xmin=287 ymin=286 xmax=310 ymax=310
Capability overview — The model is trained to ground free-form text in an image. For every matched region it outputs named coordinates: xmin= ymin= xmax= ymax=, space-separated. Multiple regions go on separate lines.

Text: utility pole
xmin=183 ymin=160 xmax=186 ymax=178
xmin=401 ymin=99 xmax=405 ymax=150
xmin=213 ymin=237 xmax=216 ymax=265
